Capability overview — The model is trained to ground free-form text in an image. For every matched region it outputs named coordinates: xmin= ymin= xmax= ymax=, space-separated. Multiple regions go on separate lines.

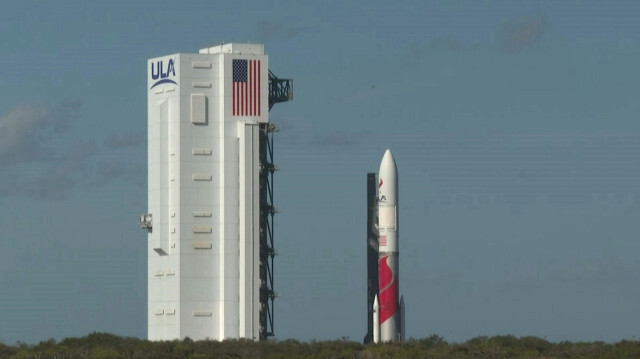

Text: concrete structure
xmin=144 ymin=43 xmax=270 ymax=341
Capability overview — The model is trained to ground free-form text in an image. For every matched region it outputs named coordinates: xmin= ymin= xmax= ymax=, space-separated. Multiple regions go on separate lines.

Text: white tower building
xmin=143 ymin=43 xmax=276 ymax=341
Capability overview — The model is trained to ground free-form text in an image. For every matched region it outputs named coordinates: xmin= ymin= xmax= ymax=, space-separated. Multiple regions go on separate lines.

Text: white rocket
xmin=375 ymin=149 xmax=403 ymax=342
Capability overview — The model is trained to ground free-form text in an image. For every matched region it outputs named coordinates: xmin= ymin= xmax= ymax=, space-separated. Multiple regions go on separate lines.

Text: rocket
xmin=364 ymin=149 xmax=404 ymax=344
xmin=375 ymin=149 xmax=402 ymax=342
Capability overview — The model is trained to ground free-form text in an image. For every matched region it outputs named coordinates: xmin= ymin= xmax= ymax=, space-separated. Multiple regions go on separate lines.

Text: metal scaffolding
xmin=268 ymin=70 xmax=293 ymax=111
xmin=259 ymin=70 xmax=292 ymax=339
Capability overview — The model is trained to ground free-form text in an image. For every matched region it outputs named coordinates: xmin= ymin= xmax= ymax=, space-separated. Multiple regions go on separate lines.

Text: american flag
xmin=232 ymin=59 xmax=261 ymax=116
xmin=379 ymin=235 xmax=387 ymax=246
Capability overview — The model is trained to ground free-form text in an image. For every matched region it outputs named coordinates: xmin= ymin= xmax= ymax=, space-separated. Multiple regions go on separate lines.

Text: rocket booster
xmin=377 ymin=149 xmax=400 ymax=342
xmin=373 ymin=295 xmax=380 ymax=343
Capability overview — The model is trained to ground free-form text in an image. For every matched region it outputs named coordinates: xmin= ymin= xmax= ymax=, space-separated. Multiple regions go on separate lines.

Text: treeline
xmin=1 ymin=332 xmax=640 ymax=359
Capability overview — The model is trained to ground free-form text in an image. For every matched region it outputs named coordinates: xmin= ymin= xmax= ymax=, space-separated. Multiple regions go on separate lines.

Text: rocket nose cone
xmin=378 ymin=149 xmax=398 ymax=203
xmin=379 ymin=149 xmax=397 ymax=175
xmin=383 ymin=149 xmax=394 ymax=162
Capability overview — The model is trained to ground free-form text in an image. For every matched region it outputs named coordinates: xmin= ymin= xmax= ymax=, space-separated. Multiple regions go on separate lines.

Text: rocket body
xmin=377 ymin=149 xmax=400 ymax=342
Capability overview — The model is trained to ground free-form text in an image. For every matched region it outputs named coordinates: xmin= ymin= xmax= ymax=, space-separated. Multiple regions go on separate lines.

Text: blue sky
xmin=1 ymin=0 xmax=640 ymax=344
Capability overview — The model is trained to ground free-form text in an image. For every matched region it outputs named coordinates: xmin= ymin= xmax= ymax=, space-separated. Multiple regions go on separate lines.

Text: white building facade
xmin=146 ymin=43 xmax=268 ymax=341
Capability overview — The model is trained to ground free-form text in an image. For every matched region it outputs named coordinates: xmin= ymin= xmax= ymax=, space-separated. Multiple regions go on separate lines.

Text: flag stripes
xmin=232 ymin=59 xmax=261 ymax=116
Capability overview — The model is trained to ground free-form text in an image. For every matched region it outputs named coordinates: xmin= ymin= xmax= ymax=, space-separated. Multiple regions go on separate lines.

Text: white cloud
xmin=0 ymin=101 xmax=80 ymax=165
xmin=0 ymin=101 xmax=142 ymax=199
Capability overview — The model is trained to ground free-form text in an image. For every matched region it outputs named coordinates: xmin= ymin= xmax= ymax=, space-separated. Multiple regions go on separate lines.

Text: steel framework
xmin=268 ymin=70 xmax=293 ymax=111
xmin=259 ymin=70 xmax=292 ymax=339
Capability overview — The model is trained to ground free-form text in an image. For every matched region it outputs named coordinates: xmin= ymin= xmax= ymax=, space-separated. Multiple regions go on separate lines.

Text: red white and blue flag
xmin=378 ymin=235 xmax=387 ymax=246
xmin=232 ymin=59 xmax=261 ymax=117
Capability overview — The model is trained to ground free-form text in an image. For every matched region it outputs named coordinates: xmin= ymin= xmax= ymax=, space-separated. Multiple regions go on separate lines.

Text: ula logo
xmin=150 ymin=59 xmax=177 ymax=89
